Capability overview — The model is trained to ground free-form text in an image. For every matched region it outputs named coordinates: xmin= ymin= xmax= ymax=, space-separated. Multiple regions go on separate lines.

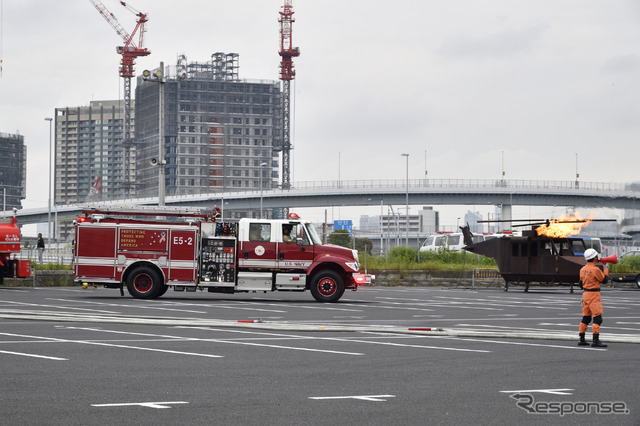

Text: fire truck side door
xmin=75 ymin=225 xmax=117 ymax=279
xmin=168 ymin=228 xmax=198 ymax=282
xmin=238 ymin=222 xmax=277 ymax=269
xmin=277 ymin=223 xmax=314 ymax=270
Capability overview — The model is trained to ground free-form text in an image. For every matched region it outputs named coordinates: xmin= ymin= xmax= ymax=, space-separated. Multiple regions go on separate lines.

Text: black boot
xmin=591 ymin=333 xmax=608 ymax=348
xmin=578 ymin=333 xmax=589 ymax=346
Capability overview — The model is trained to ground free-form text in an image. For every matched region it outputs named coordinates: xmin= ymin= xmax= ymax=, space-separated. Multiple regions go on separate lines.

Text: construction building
xmin=54 ymin=100 xmax=134 ymax=205
xmin=0 ymin=132 xmax=27 ymax=210
xmin=134 ymin=53 xmax=282 ymax=217
xmin=360 ymin=206 xmax=439 ymax=239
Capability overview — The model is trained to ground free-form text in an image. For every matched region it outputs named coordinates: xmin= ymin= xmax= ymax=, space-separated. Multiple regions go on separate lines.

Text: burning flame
xmin=535 ymin=212 xmax=593 ymax=238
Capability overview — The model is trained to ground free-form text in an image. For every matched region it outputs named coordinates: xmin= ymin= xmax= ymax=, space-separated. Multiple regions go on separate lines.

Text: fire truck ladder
xmin=82 ymin=205 xmax=211 ymax=219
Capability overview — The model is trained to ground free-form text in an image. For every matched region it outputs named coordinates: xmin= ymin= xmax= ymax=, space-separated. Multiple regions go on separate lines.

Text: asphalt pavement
xmin=0 ymin=285 xmax=638 ymax=425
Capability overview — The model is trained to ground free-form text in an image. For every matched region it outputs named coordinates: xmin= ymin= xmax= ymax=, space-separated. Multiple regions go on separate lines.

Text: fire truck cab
xmin=73 ymin=207 xmax=366 ymax=302
xmin=0 ymin=216 xmax=31 ymax=284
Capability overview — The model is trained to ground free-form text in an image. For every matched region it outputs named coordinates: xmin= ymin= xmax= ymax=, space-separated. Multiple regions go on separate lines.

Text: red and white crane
xmin=278 ymin=0 xmax=300 ymax=190
xmin=88 ymin=0 xmax=151 ymax=190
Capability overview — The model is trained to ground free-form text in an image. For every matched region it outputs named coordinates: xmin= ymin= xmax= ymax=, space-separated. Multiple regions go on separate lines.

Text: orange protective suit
xmin=578 ymin=261 xmax=608 ymax=334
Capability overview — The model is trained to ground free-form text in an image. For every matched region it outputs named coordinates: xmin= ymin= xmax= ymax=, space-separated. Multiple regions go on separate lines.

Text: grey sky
xmin=1 ymin=0 xmax=639 ymax=226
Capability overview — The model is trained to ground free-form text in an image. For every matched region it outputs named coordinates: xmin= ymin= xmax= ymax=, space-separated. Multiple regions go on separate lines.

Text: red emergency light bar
xmin=287 ymin=212 xmax=301 ymax=219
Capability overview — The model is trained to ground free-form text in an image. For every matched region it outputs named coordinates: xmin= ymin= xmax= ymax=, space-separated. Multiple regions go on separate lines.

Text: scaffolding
xmin=177 ymin=53 xmax=239 ymax=81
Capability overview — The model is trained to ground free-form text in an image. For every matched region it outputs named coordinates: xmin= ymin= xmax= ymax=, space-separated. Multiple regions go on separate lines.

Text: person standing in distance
xmin=36 ymin=233 xmax=45 ymax=264
xmin=578 ymin=248 xmax=608 ymax=348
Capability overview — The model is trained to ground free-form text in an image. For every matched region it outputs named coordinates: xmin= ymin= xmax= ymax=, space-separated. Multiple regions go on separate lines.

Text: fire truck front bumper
xmin=349 ymin=273 xmax=374 ymax=288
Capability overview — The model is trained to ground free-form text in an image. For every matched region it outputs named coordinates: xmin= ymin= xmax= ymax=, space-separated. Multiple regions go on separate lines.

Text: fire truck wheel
xmin=310 ymin=271 xmax=345 ymax=303
xmin=126 ymin=266 xmax=163 ymax=299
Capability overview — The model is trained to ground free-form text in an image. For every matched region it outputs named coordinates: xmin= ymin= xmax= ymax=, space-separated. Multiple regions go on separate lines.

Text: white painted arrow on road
xmin=500 ymin=389 xmax=574 ymax=395
xmin=309 ymin=395 xmax=396 ymax=402
xmin=92 ymin=401 xmax=189 ymax=409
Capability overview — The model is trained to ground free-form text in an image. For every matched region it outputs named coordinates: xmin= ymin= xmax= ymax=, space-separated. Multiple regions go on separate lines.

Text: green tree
xmin=355 ymin=237 xmax=373 ymax=255
xmin=328 ymin=230 xmax=351 ymax=248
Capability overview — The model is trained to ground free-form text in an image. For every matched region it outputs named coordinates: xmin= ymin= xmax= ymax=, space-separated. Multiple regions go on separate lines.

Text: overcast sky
xmin=1 ymin=0 xmax=639 ymax=227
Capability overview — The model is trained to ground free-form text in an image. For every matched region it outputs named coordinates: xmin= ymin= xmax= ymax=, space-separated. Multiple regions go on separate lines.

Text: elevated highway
xmin=9 ymin=178 xmax=640 ymax=228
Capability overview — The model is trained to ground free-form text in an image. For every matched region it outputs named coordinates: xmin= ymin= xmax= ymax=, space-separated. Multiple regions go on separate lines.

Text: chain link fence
xmin=17 ymin=247 xmax=73 ymax=266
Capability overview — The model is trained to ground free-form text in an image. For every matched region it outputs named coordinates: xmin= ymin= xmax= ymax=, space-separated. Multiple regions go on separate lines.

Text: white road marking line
xmin=309 ymin=395 xmax=396 ymax=402
xmin=211 ymin=340 xmax=364 ymax=355
xmin=431 ymin=336 xmax=591 ymax=350
xmin=380 ymin=295 xmax=570 ymax=310
xmin=63 ymin=326 xmax=196 ymax=340
xmin=500 ymin=389 xmax=574 ymax=395
xmin=158 ymin=301 xmax=287 ymax=313
xmin=458 ymin=324 xmax=566 ymax=332
xmin=234 ymin=300 xmax=362 ymax=312
xmin=2 ymin=300 xmax=120 ymax=314
xmin=183 ymin=326 xmax=489 ymax=353
xmin=64 ymin=326 xmax=362 ymax=355
xmin=92 ymin=401 xmax=189 ymax=409
xmin=49 ymin=298 xmax=209 ymax=314
xmin=318 ymin=336 xmax=491 ymax=353
xmin=0 ymin=350 xmax=67 ymax=360
xmin=0 ymin=331 xmax=223 ymax=358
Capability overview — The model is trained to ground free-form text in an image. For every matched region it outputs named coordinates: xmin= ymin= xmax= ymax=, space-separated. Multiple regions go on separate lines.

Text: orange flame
xmin=535 ymin=212 xmax=593 ymax=238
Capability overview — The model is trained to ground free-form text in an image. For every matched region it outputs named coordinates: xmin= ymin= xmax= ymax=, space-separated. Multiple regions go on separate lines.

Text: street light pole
xmin=158 ymin=62 xmax=166 ymax=206
xmin=143 ymin=62 xmax=167 ymax=206
xmin=259 ymin=162 xmax=267 ymax=218
xmin=45 ymin=117 xmax=53 ymax=244
xmin=380 ymin=199 xmax=384 ymax=257
xmin=575 ymin=153 xmax=579 ymax=188
xmin=401 ymin=153 xmax=409 ymax=246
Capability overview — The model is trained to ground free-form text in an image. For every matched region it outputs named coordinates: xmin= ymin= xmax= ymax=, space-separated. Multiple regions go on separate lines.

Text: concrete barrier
xmin=3 ymin=270 xmax=75 ymax=287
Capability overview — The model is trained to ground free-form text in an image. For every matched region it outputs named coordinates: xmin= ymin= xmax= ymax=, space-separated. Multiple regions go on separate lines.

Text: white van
xmin=420 ymin=232 xmax=490 ymax=252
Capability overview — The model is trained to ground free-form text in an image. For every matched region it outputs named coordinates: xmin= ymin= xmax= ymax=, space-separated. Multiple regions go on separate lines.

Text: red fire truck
xmin=73 ymin=207 xmax=367 ymax=302
xmin=0 ymin=216 xmax=31 ymax=284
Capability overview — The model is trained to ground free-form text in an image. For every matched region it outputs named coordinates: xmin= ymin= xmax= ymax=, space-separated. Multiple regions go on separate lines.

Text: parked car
xmin=612 ymin=273 xmax=640 ymax=289
xmin=420 ymin=232 xmax=493 ymax=252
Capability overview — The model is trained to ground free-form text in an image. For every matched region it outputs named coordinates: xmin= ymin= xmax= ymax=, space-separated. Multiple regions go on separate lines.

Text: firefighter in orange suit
xmin=578 ymin=248 xmax=608 ymax=348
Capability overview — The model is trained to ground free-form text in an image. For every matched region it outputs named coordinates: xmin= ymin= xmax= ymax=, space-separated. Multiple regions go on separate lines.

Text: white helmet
xmin=584 ymin=248 xmax=599 ymax=261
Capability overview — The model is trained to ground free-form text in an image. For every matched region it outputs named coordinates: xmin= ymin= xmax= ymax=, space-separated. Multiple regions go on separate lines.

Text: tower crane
xmin=88 ymin=0 xmax=151 ymax=191
xmin=278 ymin=0 xmax=300 ymax=190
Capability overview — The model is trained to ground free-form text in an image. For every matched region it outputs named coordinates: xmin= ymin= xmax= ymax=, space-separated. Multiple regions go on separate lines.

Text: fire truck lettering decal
xmin=119 ymin=229 xmax=167 ymax=250
xmin=281 ymin=261 xmax=313 ymax=267
xmin=172 ymin=236 xmax=193 ymax=246
xmin=254 ymin=246 xmax=265 ymax=256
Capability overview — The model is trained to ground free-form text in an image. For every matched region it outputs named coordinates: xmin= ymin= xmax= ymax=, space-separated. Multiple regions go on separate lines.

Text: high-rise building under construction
xmin=135 ymin=53 xmax=282 ymax=210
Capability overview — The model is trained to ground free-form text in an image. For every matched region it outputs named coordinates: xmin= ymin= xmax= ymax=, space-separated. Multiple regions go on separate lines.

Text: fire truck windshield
xmin=304 ymin=223 xmax=322 ymax=245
